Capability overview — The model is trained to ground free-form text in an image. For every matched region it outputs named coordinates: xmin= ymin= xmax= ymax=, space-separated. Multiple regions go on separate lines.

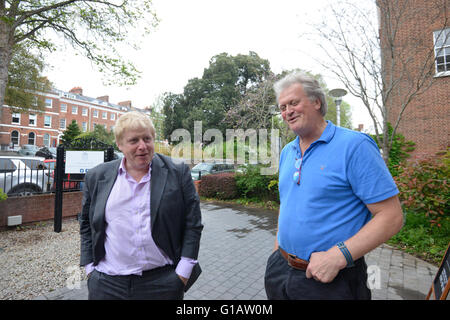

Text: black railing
xmin=0 ymin=159 xmax=83 ymax=197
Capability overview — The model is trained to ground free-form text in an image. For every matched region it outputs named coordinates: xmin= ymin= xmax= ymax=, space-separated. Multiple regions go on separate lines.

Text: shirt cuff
xmin=84 ymin=262 xmax=95 ymax=276
xmin=175 ymin=257 xmax=198 ymax=279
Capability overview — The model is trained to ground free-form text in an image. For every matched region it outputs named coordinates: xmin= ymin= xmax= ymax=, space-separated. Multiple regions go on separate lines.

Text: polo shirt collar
xmin=291 ymin=120 xmax=336 ymax=152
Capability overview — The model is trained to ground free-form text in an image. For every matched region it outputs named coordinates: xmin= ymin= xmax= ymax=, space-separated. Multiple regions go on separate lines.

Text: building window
xmin=44 ymin=115 xmax=52 ymax=127
xmin=82 ymin=122 xmax=87 ymax=132
xmin=93 ymin=109 xmax=99 ymax=118
xmin=110 ymin=113 xmax=116 ymax=121
xmin=45 ymin=98 xmax=52 ymax=108
xmin=60 ymin=118 xmax=66 ymax=129
xmin=434 ymin=28 xmax=450 ymax=74
xmin=82 ymin=108 xmax=88 ymax=116
xmin=11 ymin=131 xmax=19 ymax=145
xmin=102 ymin=112 xmax=107 ymax=119
xmin=28 ymin=132 xmax=35 ymax=145
xmin=43 ymin=133 xmax=50 ymax=147
xmin=61 ymin=104 xmax=67 ymax=112
xmin=72 ymin=106 xmax=78 ymax=114
xmin=29 ymin=114 xmax=37 ymax=126
xmin=12 ymin=113 xmax=21 ymax=124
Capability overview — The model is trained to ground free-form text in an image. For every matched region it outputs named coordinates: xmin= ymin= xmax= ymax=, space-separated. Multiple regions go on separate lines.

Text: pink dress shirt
xmin=85 ymin=159 xmax=196 ymax=279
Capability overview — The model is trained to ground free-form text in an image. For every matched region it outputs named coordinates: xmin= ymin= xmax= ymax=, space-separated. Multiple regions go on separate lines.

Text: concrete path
xmin=35 ymin=201 xmax=438 ymax=300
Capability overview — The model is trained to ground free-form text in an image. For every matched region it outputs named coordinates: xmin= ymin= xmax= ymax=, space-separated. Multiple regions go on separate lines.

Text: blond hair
xmin=114 ymin=111 xmax=156 ymax=143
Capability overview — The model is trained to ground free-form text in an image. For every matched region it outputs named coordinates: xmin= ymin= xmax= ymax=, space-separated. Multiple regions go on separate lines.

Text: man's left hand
xmin=305 ymin=247 xmax=347 ymax=283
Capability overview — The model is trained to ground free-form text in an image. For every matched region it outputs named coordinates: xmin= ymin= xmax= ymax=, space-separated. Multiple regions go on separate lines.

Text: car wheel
xmin=8 ymin=186 xmax=39 ymax=197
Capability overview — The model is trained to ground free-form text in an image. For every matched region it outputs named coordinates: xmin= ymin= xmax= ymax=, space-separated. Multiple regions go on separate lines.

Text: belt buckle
xmin=287 ymin=253 xmax=297 ymax=268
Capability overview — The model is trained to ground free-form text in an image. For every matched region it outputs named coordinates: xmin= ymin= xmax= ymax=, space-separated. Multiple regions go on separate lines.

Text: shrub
xmin=393 ymin=149 xmax=449 ymax=227
xmin=198 ymin=172 xmax=238 ymax=200
xmin=234 ymin=164 xmax=279 ymax=203
xmin=0 ymin=188 xmax=7 ymax=202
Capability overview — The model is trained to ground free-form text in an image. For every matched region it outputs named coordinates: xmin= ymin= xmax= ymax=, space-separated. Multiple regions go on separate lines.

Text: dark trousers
xmin=264 ymin=249 xmax=371 ymax=300
xmin=87 ymin=265 xmax=185 ymax=300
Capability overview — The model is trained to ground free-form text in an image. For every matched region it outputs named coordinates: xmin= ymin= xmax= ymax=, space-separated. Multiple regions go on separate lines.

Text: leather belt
xmin=279 ymin=247 xmax=309 ymax=271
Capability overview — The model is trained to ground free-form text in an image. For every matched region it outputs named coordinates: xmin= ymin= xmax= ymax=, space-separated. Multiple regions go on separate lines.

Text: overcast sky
xmin=44 ymin=0 xmax=374 ymax=129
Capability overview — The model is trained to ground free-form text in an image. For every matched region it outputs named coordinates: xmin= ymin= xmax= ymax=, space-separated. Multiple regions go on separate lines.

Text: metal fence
xmin=0 ymin=157 xmax=82 ymax=197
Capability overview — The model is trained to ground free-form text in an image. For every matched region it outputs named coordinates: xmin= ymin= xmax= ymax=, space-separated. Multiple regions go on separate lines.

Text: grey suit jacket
xmin=79 ymin=153 xmax=203 ymax=291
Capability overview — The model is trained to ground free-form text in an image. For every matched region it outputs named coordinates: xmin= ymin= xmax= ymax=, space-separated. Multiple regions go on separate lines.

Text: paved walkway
xmin=35 ymin=201 xmax=438 ymax=300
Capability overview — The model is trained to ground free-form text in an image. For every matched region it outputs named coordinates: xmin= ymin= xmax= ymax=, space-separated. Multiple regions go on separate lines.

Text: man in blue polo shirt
xmin=264 ymin=71 xmax=404 ymax=300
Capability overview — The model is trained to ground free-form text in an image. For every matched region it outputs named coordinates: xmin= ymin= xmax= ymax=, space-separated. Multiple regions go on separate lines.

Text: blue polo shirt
xmin=278 ymin=121 xmax=398 ymax=261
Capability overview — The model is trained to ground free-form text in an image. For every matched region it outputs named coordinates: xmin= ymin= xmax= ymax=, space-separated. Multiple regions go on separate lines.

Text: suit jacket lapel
xmin=92 ymin=160 xmax=120 ymax=232
xmin=150 ymin=154 xmax=168 ymax=231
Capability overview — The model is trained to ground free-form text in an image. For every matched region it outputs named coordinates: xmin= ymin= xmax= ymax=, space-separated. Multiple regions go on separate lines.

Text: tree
xmin=0 ymin=0 xmax=159 ymax=118
xmin=305 ymin=0 xmax=448 ymax=162
xmin=225 ymin=69 xmax=352 ymax=132
xmin=5 ymin=43 xmax=52 ymax=112
xmin=61 ymin=120 xmax=81 ymax=145
xmin=162 ymin=51 xmax=273 ymax=138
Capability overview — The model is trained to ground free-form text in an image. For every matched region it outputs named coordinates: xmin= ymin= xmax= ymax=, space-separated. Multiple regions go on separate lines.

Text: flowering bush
xmin=393 ymin=149 xmax=449 ymax=227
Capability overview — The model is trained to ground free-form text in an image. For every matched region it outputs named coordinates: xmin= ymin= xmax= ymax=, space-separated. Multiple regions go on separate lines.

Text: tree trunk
xmin=0 ymin=19 xmax=14 ymax=119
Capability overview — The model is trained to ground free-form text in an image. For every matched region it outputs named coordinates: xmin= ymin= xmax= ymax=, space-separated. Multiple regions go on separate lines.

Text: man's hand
xmin=305 ymin=246 xmax=347 ymax=283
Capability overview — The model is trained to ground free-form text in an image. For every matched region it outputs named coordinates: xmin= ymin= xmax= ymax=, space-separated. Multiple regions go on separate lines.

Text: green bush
xmin=234 ymin=164 xmax=279 ymax=203
xmin=198 ymin=173 xmax=238 ymax=200
xmin=0 ymin=188 xmax=7 ymax=202
xmin=393 ymin=149 xmax=449 ymax=228
xmin=388 ymin=210 xmax=449 ymax=265
xmin=371 ymin=123 xmax=415 ymax=176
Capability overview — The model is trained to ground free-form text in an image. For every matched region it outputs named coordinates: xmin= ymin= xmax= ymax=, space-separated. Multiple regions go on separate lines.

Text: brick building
xmin=379 ymin=0 xmax=449 ymax=159
xmin=0 ymin=87 xmax=130 ymax=150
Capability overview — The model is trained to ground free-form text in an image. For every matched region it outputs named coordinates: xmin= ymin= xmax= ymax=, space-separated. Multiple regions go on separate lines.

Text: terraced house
xmin=0 ymin=87 xmax=131 ymax=150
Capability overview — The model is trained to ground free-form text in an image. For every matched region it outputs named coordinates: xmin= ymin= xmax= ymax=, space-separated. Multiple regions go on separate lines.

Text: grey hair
xmin=273 ymin=71 xmax=328 ymax=116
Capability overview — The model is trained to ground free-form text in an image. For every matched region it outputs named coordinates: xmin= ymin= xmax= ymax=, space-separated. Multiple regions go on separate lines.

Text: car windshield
xmin=192 ymin=163 xmax=213 ymax=171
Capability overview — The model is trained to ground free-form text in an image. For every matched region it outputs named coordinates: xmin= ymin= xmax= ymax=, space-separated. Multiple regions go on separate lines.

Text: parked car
xmin=191 ymin=162 xmax=235 ymax=181
xmin=44 ymin=159 xmax=80 ymax=190
xmin=18 ymin=144 xmax=40 ymax=156
xmin=0 ymin=156 xmax=53 ymax=196
xmin=35 ymin=146 xmax=57 ymax=159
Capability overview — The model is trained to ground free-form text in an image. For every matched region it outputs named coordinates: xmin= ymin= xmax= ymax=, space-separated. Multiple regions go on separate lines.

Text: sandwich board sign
xmin=426 ymin=243 xmax=450 ymax=300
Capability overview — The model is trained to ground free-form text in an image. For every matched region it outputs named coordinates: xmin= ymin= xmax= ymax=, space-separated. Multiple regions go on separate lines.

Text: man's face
xmin=278 ymin=83 xmax=322 ymax=136
xmin=117 ymin=127 xmax=155 ymax=171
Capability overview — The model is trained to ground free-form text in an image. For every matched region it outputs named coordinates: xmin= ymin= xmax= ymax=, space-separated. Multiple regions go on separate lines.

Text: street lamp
xmin=329 ymin=88 xmax=347 ymax=127
xmin=269 ymin=105 xmax=279 ymax=129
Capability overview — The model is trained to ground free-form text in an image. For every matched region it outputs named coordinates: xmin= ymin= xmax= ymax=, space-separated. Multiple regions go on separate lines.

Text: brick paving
xmin=35 ymin=201 xmax=438 ymax=300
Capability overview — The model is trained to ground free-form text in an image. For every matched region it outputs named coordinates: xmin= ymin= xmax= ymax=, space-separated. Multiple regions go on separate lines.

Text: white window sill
xmin=434 ymin=71 xmax=450 ymax=78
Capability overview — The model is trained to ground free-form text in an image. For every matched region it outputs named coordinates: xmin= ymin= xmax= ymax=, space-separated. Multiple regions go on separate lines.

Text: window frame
xmin=434 ymin=27 xmax=450 ymax=76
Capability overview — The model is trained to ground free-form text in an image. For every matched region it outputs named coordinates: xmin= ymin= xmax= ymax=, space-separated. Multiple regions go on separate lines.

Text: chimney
xmin=70 ymin=87 xmax=83 ymax=95
xmin=97 ymin=95 xmax=109 ymax=102
xmin=119 ymin=100 xmax=132 ymax=108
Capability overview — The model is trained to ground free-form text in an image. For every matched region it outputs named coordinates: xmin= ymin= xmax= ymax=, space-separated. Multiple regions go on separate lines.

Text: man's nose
xmin=137 ymin=139 xmax=147 ymax=148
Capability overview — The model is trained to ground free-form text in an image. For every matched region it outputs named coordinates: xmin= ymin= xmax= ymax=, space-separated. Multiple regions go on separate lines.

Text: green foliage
xmin=74 ymin=124 xmax=116 ymax=149
xmin=234 ymin=165 xmax=279 ymax=202
xmin=388 ymin=211 xmax=450 ymax=265
xmin=393 ymin=149 xmax=449 ymax=228
xmin=198 ymin=173 xmax=238 ymax=200
xmin=0 ymin=188 xmax=7 ymax=202
xmin=61 ymin=120 xmax=82 ymax=145
xmin=371 ymin=123 xmax=415 ymax=175
xmin=162 ymin=52 xmax=272 ymax=139
xmin=5 ymin=43 xmax=52 ymax=112
xmin=1 ymin=1 xmax=159 ymax=97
